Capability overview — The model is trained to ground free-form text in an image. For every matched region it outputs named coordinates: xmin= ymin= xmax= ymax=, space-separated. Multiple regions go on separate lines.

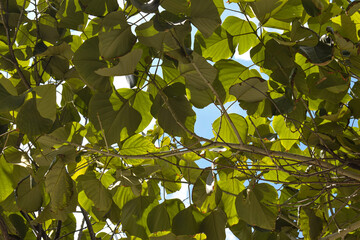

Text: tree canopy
xmin=1 ymin=0 xmax=360 ymax=239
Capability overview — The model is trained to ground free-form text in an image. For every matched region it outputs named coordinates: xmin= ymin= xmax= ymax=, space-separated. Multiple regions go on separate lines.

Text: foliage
xmin=1 ymin=0 xmax=360 ymax=239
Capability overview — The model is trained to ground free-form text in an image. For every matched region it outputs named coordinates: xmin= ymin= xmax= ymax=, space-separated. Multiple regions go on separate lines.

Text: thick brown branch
xmin=80 ymin=207 xmax=96 ymax=240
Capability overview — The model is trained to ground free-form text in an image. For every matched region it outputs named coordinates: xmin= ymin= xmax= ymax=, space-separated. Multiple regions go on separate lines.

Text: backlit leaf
xmin=212 ymin=113 xmax=248 ymax=144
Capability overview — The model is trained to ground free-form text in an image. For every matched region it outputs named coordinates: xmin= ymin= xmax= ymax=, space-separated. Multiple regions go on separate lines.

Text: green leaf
xmin=120 ymin=134 xmax=157 ymax=155
xmin=290 ymin=20 xmax=319 ymax=47
xmin=160 ymin=0 xmax=189 ymax=14
xmin=36 ymin=42 xmax=74 ymax=60
xmin=301 ymin=0 xmax=324 ymax=17
xmin=179 ymin=52 xmax=218 ymax=90
xmin=155 ymin=157 xmax=182 ymax=194
xmin=89 ymin=89 xmax=152 ymax=144
xmin=0 ymin=157 xmax=14 ymax=202
xmin=192 ymin=169 xmax=217 ymax=212
xmin=272 ymin=0 xmax=304 ymax=22
xmin=77 ymin=172 xmax=113 ymax=213
xmin=73 ymin=37 xmax=111 ymax=91
xmin=57 ymin=0 xmax=88 ymax=30
xmin=349 ymin=98 xmax=360 ymax=118
xmin=79 ymin=0 xmax=118 ymax=16
xmin=186 ymin=86 xmax=215 ymax=109
xmin=212 ymin=113 xmax=248 ymax=144
xmin=222 ymin=16 xmax=257 ymax=55
xmin=180 ymin=160 xmax=202 ymax=184
xmin=120 ymin=134 xmax=157 ymax=165
xmin=230 ymin=220 xmax=252 ymax=239
xmin=3 ymin=147 xmax=23 ymax=164
xmin=8 ymin=214 xmax=28 ymax=239
xmin=45 ymin=155 xmax=74 ymax=212
xmin=273 ymin=115 xmax=300 ymax=150
xmin=38 ymin=14 xmax=60 ymax=44
xmin=0 ymin=82 xmax=25 ymax=112
xmin=98 ymin=11 xmax=137 ymax=59
xmin=214 ymin=59 xmax=247 ymax=102
xmin=136 ymin=21 xmax=179 ymax=52
xmin=195 ymin=26 xmax=235 ymax=62
xmin=172 ymin=206 xmax=203 ymax=235
xmin=151 ymin=83 xmax=196 ymax=138
xmin=164 ymin=199 xmax=185 ymax=225
xmin=200 ymin=209 xmax=227 ymax=240
xmin=95 ymin=49 xmax=143 ymax=76
xmin=218 ymin=166 xmax=245 ymax=196
xmin=17 ymin=85 xmax=56 ymax=136
xmin=299 ymin=207 xmax=324 ymax=240
xmin=229 ymin=77 xmax=268 ymax=102
xmin=250 ymin=0 xmax=286 ymax=24
xmin=38 ymin=122 xmax=86 ymax=148
xmin=235 ymin=183 xmax=278 ymax=230
xmin=251 ymin=36 xmax=296 ymax=71
xmin=112 ymin=185 xmax=136 ymax=209
xmin=121 ymin=196 xmax=156 ymax=239
xmin=147 ymin=204 xmax=171 ymax=233
xmin=16 ymin=177 xmax=43 ymax=213
xmin=190 ymin=0 xmax=221 ymax=38
xmin=130 ymin=0 xmax=160 ymax=13
xmin=214 ymin=0 xmax=225 ymax=15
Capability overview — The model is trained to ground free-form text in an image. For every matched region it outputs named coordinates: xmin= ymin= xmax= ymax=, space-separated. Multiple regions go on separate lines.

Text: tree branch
xmin=54 ymin=220 xmax=62 ymax=240
xmin=321 ymin=219 xmax=360 ymax=240
xmin=46 ymin=132 xmax=360 ymax=181
xmin=80 ymin=207 xmax=96 ymax=240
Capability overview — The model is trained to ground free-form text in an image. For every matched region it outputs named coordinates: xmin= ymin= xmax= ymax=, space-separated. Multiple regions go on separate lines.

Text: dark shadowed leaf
xmin=89 ymin=89 xmax=152 ymax=144
xmin=0 ymin=77 xmax=25 ymax=112
xmin=301 ymin=0 xmax=323 ymax=17
xmin=98 ymin=11 xmax=137 ymax=59
xmin=17 ymin=85 xmax=56 ymax=136
xmin=95 ymin=49 xmax=143 ymax=76
xmin=73 ymin=37 xmax=111 ymax=91
xmin=16 ymin=177 xmax=43 ymax=212
xmin=200 ymin=209 xmax=227 ymax=240
xmin=121 ymin=196 xmax=156 ymax=239
xmin=179 ymin=52 xmax=217 ymax=90
xmin=235 ymin=183 xmax=278 ymax=230
xmin=229 ymin=77 xmax=268 ymax=102
xmin=190 ymin=0 xmax=221 ymax=38
xmin=172 ymin=206 xmax=205 ymax=235
xmin=147 ymin=204 xmax=171 ymax=233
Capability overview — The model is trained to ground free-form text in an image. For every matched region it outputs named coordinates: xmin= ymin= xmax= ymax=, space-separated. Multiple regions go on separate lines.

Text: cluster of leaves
xmin=1 ymin=0 xmax=360 ymax=239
